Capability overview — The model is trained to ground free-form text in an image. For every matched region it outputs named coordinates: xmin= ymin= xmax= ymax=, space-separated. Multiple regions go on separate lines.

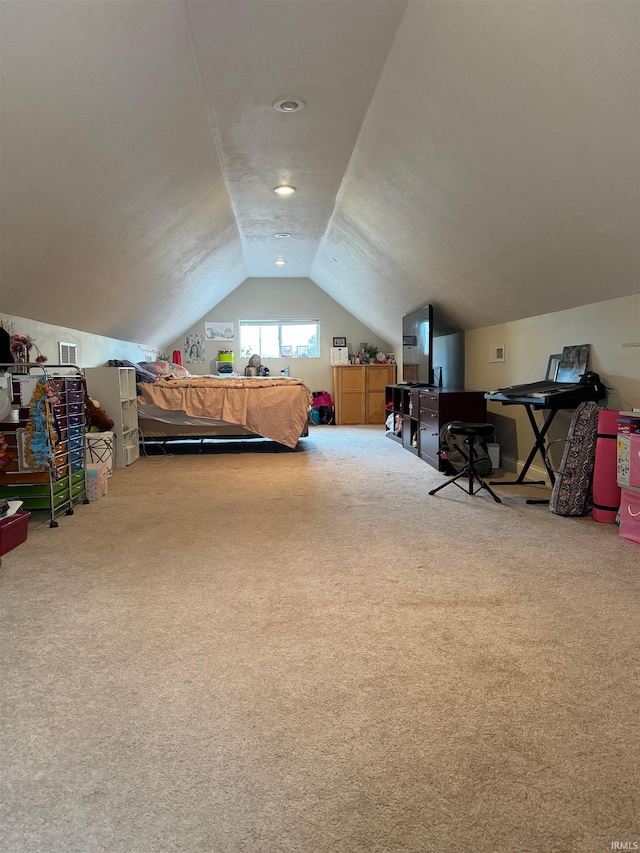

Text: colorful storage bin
xmin=85 ymin=463 xmax=108 ymax=501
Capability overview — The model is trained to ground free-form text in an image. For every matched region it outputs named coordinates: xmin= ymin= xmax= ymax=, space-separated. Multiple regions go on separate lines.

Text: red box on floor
xmin=0 ymin=511 xmax=31 ymax=556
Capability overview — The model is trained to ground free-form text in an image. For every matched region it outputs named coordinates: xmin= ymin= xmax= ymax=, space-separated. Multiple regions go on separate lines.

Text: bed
xmin=136 ymin=375 xmax=312 ymax=450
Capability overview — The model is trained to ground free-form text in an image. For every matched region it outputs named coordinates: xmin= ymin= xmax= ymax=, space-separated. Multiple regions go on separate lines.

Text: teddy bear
xmin=85 ymin=396 xmax=115 ymax=432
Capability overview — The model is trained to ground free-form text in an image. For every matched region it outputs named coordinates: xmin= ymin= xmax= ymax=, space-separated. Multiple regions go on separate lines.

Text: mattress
xmin=137 ymin=375 xmax=312 ymax=448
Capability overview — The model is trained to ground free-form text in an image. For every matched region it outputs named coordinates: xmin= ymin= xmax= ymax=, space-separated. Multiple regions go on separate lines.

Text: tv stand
xmin=385 ymin=384 xmax=487 ymax=470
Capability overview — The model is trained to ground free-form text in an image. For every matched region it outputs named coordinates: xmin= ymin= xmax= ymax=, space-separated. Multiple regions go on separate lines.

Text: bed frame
xmin=138 ymin=416 xmax=308 ymax=453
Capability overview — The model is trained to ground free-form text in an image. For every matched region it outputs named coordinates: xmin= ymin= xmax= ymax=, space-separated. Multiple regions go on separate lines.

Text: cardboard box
xmin=0 ymin=510 xmax=31 ymax=556
xmin=617 ymin=416 xmax=640 ymax=435
xmin=617 ymin=435 xmax=631 ymax=487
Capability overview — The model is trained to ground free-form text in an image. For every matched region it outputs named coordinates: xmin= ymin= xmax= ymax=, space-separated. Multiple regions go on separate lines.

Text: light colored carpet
xmin=1 ymin=426 xmax=638 ymax=853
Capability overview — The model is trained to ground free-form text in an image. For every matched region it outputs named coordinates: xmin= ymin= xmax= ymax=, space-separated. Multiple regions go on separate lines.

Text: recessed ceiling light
xmin=275 ymin=259 xmax=287 ymax=266
xmin=273 ymin=185 xmax=296 ymax=196
xmin=273 ymin=98 xmax=306 ymax=113
xmin=274 ymin=232 xmax=292 ymax=239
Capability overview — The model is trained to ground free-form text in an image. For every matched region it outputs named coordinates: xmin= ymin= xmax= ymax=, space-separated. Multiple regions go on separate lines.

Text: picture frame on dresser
xmin=332 ymin=336 xmax=346 ymax=348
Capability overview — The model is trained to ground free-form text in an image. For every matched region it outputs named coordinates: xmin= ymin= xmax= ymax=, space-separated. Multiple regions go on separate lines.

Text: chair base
xmin=429 ymin=466 xmax=502 ymax=502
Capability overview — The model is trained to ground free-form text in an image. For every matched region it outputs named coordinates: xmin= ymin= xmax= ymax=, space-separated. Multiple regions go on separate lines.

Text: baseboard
xmin=499 ymin=454 xmax=552 ymax=485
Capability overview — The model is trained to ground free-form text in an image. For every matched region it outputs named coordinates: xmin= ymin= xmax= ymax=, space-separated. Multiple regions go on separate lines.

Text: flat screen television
xmin=402 ymin=303 xmax=465 ymax=388
xmin=402 ymin=304 xmax=433 ymax=385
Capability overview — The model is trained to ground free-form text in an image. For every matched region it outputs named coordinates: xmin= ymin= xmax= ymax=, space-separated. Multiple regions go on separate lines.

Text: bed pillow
xmin=108 ymin=359 xmax=158 ymax=384
xmin=145 ymin=360 xmax=190 ymax=378
xmin=168 ymin=363 xmax=190 ymax=378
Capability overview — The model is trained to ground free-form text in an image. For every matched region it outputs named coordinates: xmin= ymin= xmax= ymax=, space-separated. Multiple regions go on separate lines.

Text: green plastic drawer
xmin=0 ymin=472 xmax=84 ymax=503
xmin=21 ymin=481 xmax=85 ymax=510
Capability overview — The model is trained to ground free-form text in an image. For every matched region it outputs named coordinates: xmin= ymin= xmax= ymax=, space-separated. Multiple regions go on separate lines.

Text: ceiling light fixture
xmin=275 ymin=259 xmax=287 ymax=266
xmin=273 ymin=98 xmax=306 ymax=113
xmin=273 ymin=185 xmax=296 ymax=196
xmin=274 ymin=232 xmax=291 ymax=239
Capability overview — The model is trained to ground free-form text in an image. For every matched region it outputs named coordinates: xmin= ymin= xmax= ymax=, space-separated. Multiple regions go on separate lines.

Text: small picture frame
xmin=546 ymin=353 xmax=562 ymax=382
xmin=556 ymin=344 xmax=590 ymax=383
xmin=280 ymin=346 xmax=292 ymax=358
xmin=332 ymin=336 xmax=347 ymax=348
xmin=296 ymin=345 xmax=309 ymax=358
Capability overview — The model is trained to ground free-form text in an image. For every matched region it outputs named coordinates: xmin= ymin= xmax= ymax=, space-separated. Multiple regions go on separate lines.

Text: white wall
xmin=0 ymin=314 xmax=155 ymax=368
xmin=168 ymin=277 xmax=394 ymax=391
xmin=465 ymin=294 xmax=640 ymax=474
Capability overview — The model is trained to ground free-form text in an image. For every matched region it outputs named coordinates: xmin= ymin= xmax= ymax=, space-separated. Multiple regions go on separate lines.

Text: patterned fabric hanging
xmin=0 ymin=433 xmax=9 ymax=468
xmin=23 ymin=378 xmax=59 ymax=470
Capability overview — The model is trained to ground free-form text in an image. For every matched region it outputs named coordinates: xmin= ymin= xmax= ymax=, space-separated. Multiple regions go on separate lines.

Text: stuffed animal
xmin=85 ymin=396 xmax=114 ymax=432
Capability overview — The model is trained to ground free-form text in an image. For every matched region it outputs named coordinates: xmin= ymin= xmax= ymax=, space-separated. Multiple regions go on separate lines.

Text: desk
xmin=485 ymin=381 xmax=606 ymax=504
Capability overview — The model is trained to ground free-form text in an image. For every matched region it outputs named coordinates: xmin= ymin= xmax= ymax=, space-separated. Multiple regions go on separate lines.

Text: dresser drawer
xmin=419 ymin=391 xmax=441 ymax=413
xmin=419 ymin=407 xmax=440 ymax=428
xmin=419 ymin=421 xmax=440 ymax=466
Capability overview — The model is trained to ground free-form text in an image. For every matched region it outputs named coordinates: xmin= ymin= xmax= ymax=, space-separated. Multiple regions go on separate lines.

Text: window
xmin=239 ymin=319 xmax=320 ymax=358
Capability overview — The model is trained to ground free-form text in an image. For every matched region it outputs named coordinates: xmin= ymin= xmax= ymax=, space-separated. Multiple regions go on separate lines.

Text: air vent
xmin=59 ymin=341 xmax=78 ymax=365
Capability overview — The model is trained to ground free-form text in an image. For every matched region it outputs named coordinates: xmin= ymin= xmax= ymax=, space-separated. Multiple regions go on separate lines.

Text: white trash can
xmin=85 ymin=431 xmax=114 ymax=477
xmin=487 ymin=442 xmax=500 ymax=471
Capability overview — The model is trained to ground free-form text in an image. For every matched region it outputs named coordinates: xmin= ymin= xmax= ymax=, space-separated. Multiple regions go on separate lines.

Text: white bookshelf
xmin=84 ymin=366 xmax=139 ymax=468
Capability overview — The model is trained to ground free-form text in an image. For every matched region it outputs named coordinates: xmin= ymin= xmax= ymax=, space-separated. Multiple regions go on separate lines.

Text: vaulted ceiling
xmin=1 ymin=0 xmax=638 ymax=349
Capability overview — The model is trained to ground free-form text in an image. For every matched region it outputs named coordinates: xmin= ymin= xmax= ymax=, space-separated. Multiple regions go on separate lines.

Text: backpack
xmin=311 ymin=391 xmax=335 ymax=425
xmin=439 ymin=421 xmax=492 ymax=476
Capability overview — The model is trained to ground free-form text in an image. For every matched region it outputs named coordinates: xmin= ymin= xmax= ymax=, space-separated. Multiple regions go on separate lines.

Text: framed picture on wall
xmin=332 ymin=336 xmax=346 ymax=348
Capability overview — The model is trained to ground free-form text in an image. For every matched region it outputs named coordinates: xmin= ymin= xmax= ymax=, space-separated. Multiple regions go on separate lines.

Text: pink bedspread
xmin=137 ymin=376 xmax=312 ymax=449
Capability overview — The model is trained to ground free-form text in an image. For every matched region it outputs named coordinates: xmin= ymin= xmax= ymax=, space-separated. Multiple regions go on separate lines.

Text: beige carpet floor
xmin=1 ymin=425 xmax=638 ymax=853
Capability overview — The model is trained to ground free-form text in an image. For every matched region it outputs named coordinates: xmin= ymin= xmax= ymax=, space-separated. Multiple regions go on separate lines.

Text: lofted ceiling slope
xmin=0 ymin=1 xmax=638 ymax=349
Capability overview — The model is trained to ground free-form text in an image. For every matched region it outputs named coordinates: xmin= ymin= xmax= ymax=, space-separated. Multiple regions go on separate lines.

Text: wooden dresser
xmin=333 ymin=364 xmax=397 ymax=424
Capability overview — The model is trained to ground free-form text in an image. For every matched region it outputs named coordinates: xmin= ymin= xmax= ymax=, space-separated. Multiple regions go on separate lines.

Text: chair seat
xmin=430 ymin=420 xmax=502 ymax=503
xmin=447 ymin=422 xmax=494 ymax=438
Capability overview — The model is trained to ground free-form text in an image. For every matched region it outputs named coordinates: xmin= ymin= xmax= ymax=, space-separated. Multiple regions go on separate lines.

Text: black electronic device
xmin=402 ymin=304 xmax=433 ymax=385
xmin=401 ymin=304 xmax=465 ymax=388
xmin=485 ymin=379 xmax=605 ymax=408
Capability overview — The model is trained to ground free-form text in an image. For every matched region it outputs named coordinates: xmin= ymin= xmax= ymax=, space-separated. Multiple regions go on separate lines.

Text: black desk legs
xmin=490 ymin=405 xmax=557 ymax=503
